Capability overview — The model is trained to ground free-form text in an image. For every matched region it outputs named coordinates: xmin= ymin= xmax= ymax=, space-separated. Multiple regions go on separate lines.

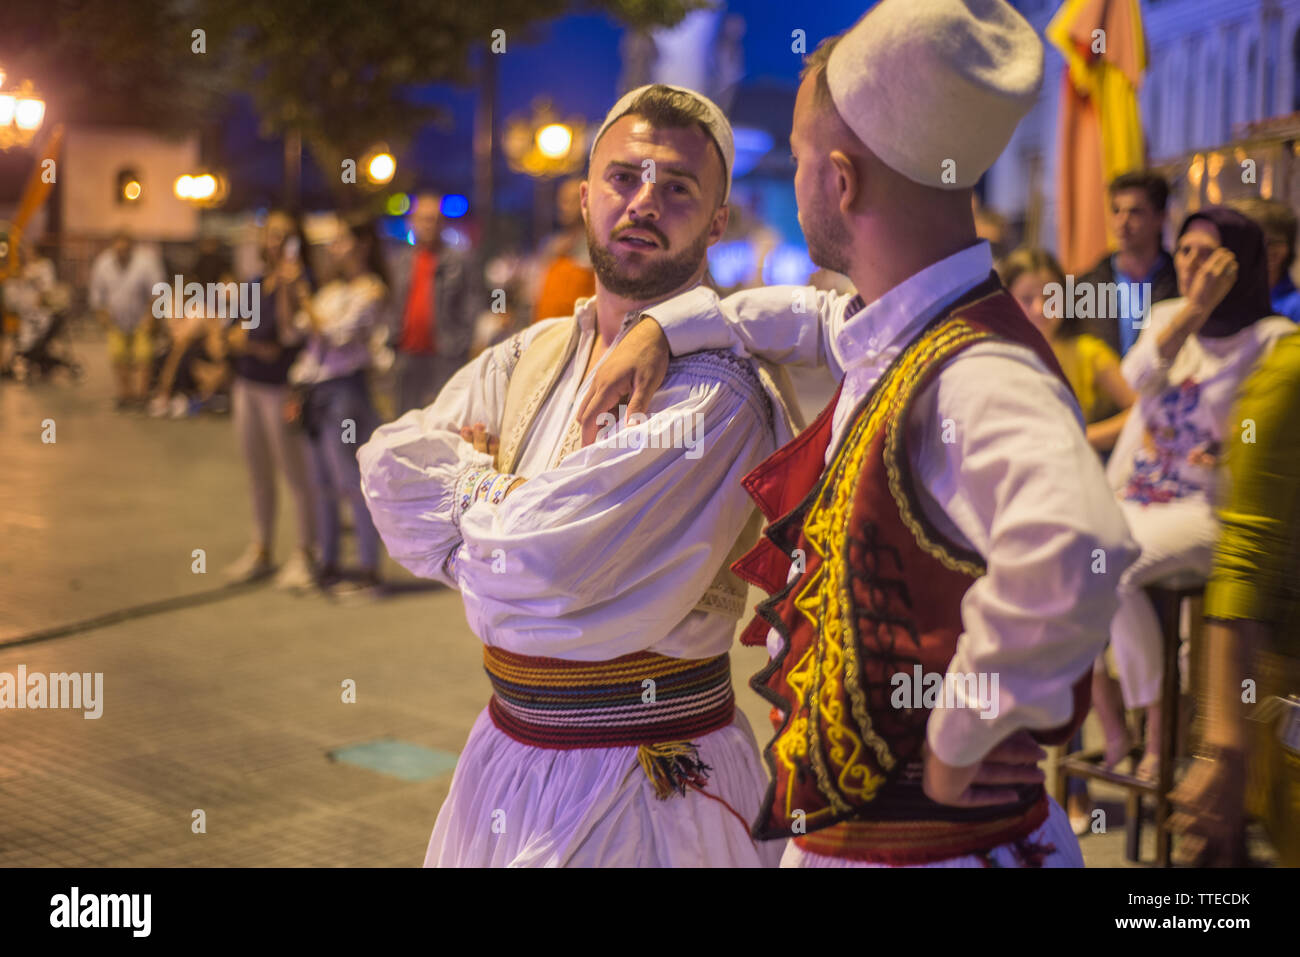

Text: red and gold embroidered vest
xmin=733 ymin=278 xmax=1090 ymax=864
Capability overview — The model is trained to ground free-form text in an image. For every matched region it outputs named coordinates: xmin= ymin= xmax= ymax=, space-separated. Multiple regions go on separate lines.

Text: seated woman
xmin=1104 ymin=206 xmax=1294 ymax=780
xmin=150 ymin=241 xmax=236 ymax=417
xmin=999 ymin=246 xmax=1136 ymax=451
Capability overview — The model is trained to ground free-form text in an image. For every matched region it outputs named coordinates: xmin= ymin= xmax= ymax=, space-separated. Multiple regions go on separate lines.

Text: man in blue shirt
xmin=1078 ymin=171 xmax=1180 ymax=356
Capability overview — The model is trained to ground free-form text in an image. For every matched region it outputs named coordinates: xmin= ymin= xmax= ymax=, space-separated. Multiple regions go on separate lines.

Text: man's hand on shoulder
xmin=576 ymin=317 xmax=670 ymax=446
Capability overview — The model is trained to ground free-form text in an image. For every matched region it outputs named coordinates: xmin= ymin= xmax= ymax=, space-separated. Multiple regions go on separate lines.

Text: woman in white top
xmin=288 ymin=221 xmax=389 ymax=596
xmin=1104 ymin=206 xmax=1295 ymax=779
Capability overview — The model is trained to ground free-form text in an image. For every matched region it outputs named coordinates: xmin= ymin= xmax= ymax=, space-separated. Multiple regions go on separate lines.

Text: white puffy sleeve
xmin=452 ymin=351 xmax=776 ymax=659
xmin=645 ymin=284 xmax=850 ymax=377
xmin=357 ymin=325 xmax=539 ymax=585
xmin=910 ymin=343 xmax=1141 ymax=767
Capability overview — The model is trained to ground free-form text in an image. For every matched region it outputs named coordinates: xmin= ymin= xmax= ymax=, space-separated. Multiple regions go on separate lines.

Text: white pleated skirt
xmin=425 ymin=705 xmax=787 ymax=867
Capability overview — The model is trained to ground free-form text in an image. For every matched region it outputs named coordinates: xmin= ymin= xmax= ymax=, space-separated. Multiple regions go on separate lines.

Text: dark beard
xmin=587 ymin=220 xmax=711 ymax=300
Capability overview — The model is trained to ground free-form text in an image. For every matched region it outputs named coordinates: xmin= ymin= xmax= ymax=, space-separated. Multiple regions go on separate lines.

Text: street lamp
xmin=536 ymin=123 xmax=573 ymax=160
xmin=174 ymin=172 xmax=227 ymax=207
xmin=367 ymin=153 xmax=396 ymax=184
xmin=504 ymin=99 xmax=586 ymax=178
xmin=0 ymin=68 xmax=46 ymax=150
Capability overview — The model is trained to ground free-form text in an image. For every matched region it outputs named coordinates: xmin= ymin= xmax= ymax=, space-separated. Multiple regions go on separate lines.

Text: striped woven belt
xmin=483 ymin=646 xmax=755 ymax=827
xmin=484 ymin=646 xmax=735 ymax=750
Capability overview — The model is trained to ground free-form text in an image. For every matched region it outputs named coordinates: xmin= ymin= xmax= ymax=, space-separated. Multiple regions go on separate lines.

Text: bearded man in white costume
xmin=358 ymin=85 xmax=797 ymax=867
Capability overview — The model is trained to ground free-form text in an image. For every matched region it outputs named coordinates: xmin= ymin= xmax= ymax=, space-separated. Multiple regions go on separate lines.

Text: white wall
xmin=62 ymin=125 xmax=201 ymax=241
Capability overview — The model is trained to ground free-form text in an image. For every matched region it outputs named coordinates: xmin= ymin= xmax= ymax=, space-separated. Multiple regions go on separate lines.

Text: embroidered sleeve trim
xmin=665 ymin=349 xmax=774 ymax=434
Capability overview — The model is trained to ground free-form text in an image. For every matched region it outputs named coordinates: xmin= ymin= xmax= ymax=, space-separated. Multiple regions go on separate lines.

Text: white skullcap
xmin=589 ymin=84 xmax=735 ymax=202
xmin=826 ymin=0 xmax=1043 ymax=190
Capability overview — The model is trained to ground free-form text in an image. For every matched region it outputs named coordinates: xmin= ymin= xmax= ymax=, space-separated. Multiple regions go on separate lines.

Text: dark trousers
xmin=302 ymin=371 xmax=382 ymax=570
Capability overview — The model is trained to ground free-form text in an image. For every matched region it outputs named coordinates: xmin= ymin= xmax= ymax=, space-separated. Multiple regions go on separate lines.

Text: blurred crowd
xmin=0 ymin=185 xmax=606 ymax=601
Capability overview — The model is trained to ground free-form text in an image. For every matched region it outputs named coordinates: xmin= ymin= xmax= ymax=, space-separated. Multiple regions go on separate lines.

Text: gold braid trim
xmin=883 ymin=324 xmax=990 ymax=578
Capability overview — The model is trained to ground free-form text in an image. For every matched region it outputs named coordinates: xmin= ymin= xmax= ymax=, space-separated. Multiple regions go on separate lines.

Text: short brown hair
xmin=596 ymin=84 xmax=728 ymax=208
xmin=801 ymin=34 xmax=844 ymax=111
xmin=1109 ymin=170 xmax=1169 ymax=213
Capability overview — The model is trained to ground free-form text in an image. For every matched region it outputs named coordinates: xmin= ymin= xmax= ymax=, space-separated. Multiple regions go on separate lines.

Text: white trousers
xmin=1108 ymin=498 xmax=1217 ymax=709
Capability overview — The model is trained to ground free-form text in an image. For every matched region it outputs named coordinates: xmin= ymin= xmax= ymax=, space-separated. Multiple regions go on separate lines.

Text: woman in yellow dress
xmin=998 ymin=247 xmax=1137 ymax=452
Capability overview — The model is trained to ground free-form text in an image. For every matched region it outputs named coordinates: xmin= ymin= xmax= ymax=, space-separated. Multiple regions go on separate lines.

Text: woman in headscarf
xmin=1102 ymin=206 xmax=1295 ymax=780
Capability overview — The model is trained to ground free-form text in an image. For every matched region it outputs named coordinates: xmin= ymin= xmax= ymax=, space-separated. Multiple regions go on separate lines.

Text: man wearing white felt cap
xmin=582 ymin=0 xmax=1140 ymax=868
xmin=359 ymin=84 xmax=800 ymax=866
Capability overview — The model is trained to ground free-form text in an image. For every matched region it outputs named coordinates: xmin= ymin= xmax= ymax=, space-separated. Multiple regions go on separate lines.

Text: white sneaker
xmin=274 ymin=550 xmax=317 ymax=591
xmin=224 ymin=544 xmax=273 ymax=583
xmin=148 ymin=395 xmax=169 ymax=418
xmin=169 ymin=395 xmax=190 ymax=418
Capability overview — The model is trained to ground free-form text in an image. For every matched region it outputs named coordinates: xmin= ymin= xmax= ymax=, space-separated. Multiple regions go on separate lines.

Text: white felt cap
xmin=826 ymin=0 xmax=1043 ymax=189
xmin=589 ymin=84 xmax=735 ymax=202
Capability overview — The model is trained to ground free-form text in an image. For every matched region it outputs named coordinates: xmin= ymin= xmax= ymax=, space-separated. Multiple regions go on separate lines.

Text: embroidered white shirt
xmin=358 ymin=295 xmax=785 ymax=662
xmin=358 ymin=293 xmax=791 ymax=868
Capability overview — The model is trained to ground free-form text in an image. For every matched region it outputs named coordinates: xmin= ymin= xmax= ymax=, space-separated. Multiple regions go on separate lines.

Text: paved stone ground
xmin=0 ymin=329 xmax=1271 ymax=867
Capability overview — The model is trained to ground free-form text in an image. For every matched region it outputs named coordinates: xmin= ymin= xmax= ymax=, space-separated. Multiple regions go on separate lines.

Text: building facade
xmin=991 ymin=0 xmax=1300 ymax=250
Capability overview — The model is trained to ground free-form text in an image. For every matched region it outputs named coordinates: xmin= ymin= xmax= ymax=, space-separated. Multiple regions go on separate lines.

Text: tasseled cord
xmin=635 ymin=741 xmax=757 ymax=839
xmin=637 ymin=741 xmax=712 ymax=799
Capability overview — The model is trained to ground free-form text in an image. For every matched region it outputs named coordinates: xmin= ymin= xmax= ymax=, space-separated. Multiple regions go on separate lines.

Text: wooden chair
xmin=1055 ymin=571 xmax=1204 ymax=866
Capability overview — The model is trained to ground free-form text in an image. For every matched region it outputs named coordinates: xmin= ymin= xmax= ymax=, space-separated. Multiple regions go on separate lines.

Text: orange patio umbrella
xmin=1047 ymin=0 xmax=1147 ymax=274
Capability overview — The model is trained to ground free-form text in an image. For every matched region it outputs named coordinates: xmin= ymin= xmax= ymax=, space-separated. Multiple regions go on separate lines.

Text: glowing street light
xmin=191 ymin=174 xmax=217 ymax=200
xmin=536 ymin=123 xmax=573 ymax=159
xmin=174 ymin=172 xmax=226 ymax=206
xmin=504 ymin=100 xmax=585 ymax=179
xmin=0 ymin=70 xmax=46 ymax=150
xmin=14 ymin=96 xmax=44 ymax=131
xmin=366 ymin=152 xmax=396 ymax=185
xmin=123 ymin=179 xmax=142 ymax=201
